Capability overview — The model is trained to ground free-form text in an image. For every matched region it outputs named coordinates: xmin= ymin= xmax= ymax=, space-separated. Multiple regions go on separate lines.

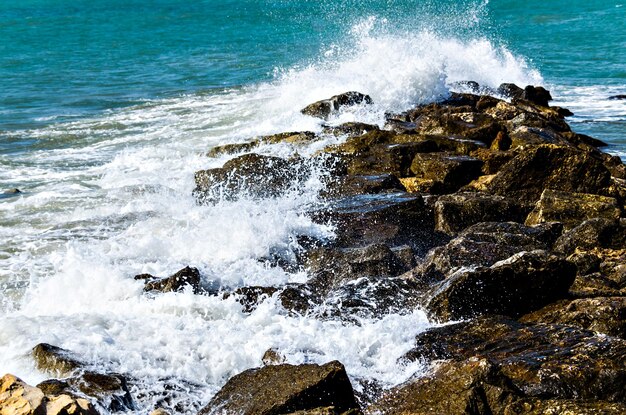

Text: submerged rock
xmin=197 ymin=361 xmax=361 ymax=415
xmin=301 ymin=92 xmax=373 ymax=119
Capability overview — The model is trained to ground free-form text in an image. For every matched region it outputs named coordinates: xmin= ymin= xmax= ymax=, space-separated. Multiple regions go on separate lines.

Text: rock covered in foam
xmin=300 ymin=91 xmax=373 ymax=119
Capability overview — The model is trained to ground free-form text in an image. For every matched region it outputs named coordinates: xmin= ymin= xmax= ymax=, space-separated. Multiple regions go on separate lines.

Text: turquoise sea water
xmin=0 ymin=1 xmax=625 ymax=413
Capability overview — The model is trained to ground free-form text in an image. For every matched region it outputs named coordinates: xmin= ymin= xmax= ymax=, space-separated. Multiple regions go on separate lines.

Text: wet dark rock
xmin=412 ymin=222 xmax=555 ymax=286
xmin=278 ymin=284 xmax=322 ymax=315
xmin=562 ymin=131 xmax=608 ymax=148
xmin=449 ymin=80 xmax=481 ymax=93
xmin=503 ymin=399 xmax=626 ymax=414
xmin=553 ymin=218 xmax=626 ymax=255
xmin=197 ymin=361 xmax=361 ymax=415
xmin=469 ymin=148 xmax=515 ymax=175
xmin=312 ymin=193 xmax=448 ymax=255
xmin=486 ymin=144 xmax=613 ymax=205
xmin=194 ymin=153 xmax=308 ymax=202
xmin=322 ymin=174 xmax=406 ymax=199
xmin=260 ymin=131 xmax=318 ymax=145
xmin=410 ymin=153 xmax=483 ymax=193
xmin=520 ymin=297 xmax=626 ymax=339
xmin=68 ymin=372 xmax=134 ymax=412
xmin=321 ymin=276 xmax=422 ymax=319
xmin=37 ymin=379 xmax=71 ymax=396
xmin=142 ymin=266 xmax=203 ymax=294
xmin=305 ymin=244 xmax=410 ymax=291
xmin=489 ymin=130 xmax=511 ymax=151
xmin=608 ymin=94 xmax=626 ymax=100
xmin=32 ymin=344 xmax=84 ymax=378
xmin=233 ymin=286 xmax=279 ymax=313
xmin=520 ymin=85 xmax=553 ymax=107
xmin=497 ymin=83 xmax=524 ymax=99
xmin=525 ymin=189 xmax=621 ymax=231
xmin=433 ymin=193 xmax=528 ymax=235
xmin=402 ymin=315 xmax=626 ymax=403
xmin=321 ymin=123 xmax=380 ymax=137
xmin=301 ymin=92 xmax=373 ymax=119
xmin=423 ymin=250 xmax=576 ymax=321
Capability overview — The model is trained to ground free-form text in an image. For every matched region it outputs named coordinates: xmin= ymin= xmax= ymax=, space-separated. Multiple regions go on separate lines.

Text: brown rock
xmin=32 ymin=344 xmax=84 ymax=378
xmin=487 ymin=144 xmax=613 ymax=205
xmin=197 ymin=361 xmax=361 ymax=415
xmin=525 ymin=189 xmax=621 ymax=231
xmin=424 ymin=250 xmax=576 ymax=321
xmin=433 ymin=193 xmax=528 ymax=235
xmin=520 ymin=297 xmax=626 ymax=339
xmin=410 ymin=153 xmax=483 ymax=192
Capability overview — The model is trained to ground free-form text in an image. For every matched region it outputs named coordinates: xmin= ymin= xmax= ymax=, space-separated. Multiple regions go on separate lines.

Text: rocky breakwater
xmin=3 ymin=85 xmax=626 ymax=415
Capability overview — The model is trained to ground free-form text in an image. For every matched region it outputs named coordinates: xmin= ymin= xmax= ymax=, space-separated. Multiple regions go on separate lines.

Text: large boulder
xmin=433 ymin=193 xmax=528 ymax=235
xmin=423 ymin=250 xmax=576 ymax=321
xmin=401 ymin=316 xmax=626 ymax=404
xmin=301 ymin=92 xmax=373 ymax=119
xmin=197 ymin=361 xmax=361 ymax=415
xmin=486 ymin=144 xmax=613 ymax=205
xmin=525 ymin=189 xmax=621 ymax=230
xmin=33 ymin=343 xmax=84 ymax=378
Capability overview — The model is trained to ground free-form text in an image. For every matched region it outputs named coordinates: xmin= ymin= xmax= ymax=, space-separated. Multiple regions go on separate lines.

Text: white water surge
xmin=0 ymin=22 xmax=543 ymax=413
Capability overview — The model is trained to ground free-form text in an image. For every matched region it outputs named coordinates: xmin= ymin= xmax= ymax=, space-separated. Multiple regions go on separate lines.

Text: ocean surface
xmin=0 ymin=0 xmax=625 ymax=412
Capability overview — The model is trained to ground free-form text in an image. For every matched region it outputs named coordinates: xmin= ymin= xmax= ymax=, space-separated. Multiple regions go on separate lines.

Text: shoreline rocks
xmin=6 ymin=83 xmax=626 ymax=415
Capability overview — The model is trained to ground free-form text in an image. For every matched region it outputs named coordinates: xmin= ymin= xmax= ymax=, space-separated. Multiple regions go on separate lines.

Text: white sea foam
xmin=1 ymin=18 xmax=545 ymax=413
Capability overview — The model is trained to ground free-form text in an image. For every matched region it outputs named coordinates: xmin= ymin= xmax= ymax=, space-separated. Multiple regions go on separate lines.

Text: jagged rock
xmin=32 ymin=344 xmax=84 ymax=378
xmin=469 ymin=148 xmax=514 ymax=174
xmin=410 ymin=153 xmax=483 ymax=192
xmin=321 ymin=123 xmax=379 ymax=137
xmin=402 ymin=315 xmax=626 ymax=403
xmin=423 ymin=250 xmax=576 ymax=321
xmin=194 ymin=154 xmax=308 ymax=202
xmin=486 ymin=144 xmax=613 ymax=204
xmin=502 ymin=398 xmax=626 ymax=415
xmin=37 ymin=379 xmax=71 ymax=396
xmin=312 ymin=193 xmax=448 ymax=255
xmin=433 ymin=193 xmax=528 ymax=235
xmin=278 ymin=284 xmax=322 ymax=315
xmin=525 ymin=189 xmax=621 ymax=230
xmin=507 ymin=125 xmax=571 ymax=148
xmin=260 ymin=131 xmax=318 ymax=145
xmin=301 ymin=92 xmax=373 ymax=119
xmin=0 ymin=374 xmax=98 ymax=415
xmin=197 ymin=361 xmax=361 ymax=415
xmin=460 ymin=221 xmax=563 ymax=248
xmin=520 ymin=297 xmax=626 ymax=339
xmin=142 ymin=266 xmax=203 ymax=294
xmin=553 ymin=218 xmax=626 ymax=255
xmin=323 ymin=174 xmax=406 ymax=198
